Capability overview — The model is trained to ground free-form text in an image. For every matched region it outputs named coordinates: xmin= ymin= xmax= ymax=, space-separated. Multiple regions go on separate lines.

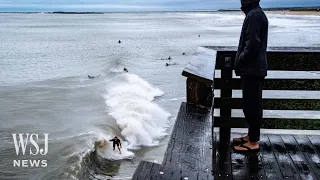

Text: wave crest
xmin=104 ymin=73 xmax=170 ymax=149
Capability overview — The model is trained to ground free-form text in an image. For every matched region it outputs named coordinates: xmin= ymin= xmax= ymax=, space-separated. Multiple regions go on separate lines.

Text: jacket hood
xmin=241 ymin=0 xmax=260 ymax=14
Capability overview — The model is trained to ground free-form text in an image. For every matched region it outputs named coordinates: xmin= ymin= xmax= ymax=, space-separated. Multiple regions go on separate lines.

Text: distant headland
xmin=218 ymin=6 xmax=320 ymax=12
xmin=49 ymin=11 xmax=104 ymax=14
xmin=0 ymin=11 xmax=104 ymax=14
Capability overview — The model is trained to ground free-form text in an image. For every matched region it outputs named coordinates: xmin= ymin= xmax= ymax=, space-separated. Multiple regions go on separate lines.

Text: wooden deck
xmin=132 ymin=103 xmax=320 ymax=180
xmin=132 ymin=102 xmax=213 ymax=180
xmin=215 ymin=133 xmax=320 ymax=180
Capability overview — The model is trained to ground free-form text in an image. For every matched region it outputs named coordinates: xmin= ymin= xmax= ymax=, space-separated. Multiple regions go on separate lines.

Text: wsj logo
xmin=12 ymin=133 xmax=48 ymax=168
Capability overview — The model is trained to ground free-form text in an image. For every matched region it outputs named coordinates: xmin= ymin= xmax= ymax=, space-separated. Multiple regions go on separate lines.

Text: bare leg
xmin=233 ymin=135 xmax=249 ymax=142
xmin=118 ymin=146 xmax=121 ymax=154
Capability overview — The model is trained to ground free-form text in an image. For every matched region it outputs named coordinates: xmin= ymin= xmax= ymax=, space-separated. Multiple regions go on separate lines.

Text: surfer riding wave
xmin=109 ymin=136 xmax=122 ymax=154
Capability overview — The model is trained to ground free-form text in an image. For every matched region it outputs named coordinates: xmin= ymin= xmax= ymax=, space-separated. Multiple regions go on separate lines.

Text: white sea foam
xmin=104 ymin=73 xmax=171 ymax=151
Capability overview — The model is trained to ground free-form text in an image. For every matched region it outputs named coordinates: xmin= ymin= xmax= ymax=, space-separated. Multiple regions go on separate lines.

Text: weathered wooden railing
xmin=132 ymin=46 xmax=320 ymax=180
xmin=210 ymin=46 xmax=320 ymax=179
xmin=211 ymin=46 xmax=320 ymax=138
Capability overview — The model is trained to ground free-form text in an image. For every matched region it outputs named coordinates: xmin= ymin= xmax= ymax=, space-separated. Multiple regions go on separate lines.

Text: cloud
xmin=0 ymin=3 xmax=165 ymax=9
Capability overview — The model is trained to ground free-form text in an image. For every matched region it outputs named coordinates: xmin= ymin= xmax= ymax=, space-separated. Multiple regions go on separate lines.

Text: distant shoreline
xmin=266 ymin=10 xmax=320 ymax=16
xmin=218 ymin=7 xmax=320 ymax=12
xmin=0 ymin=6 xmax=319 ymax=14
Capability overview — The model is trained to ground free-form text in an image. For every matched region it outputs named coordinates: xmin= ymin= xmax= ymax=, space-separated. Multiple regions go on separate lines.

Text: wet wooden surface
xmin=162 ymin=102 xmax=212 ymax=172
xmin=132 ymin=102 xmax=213 ymax=180
xmin=214 ymin=132 xmax=320 ymax=180
xmin=132 ymin=103 xmax=320 ymax=180
xmin=133 ymin=132 xmax=320 ymax=180
xmin=132 ymin=161 xmax=215 ymax=180
xmin=131 ymin=161 xmax=161 ymax=180
xmin=182 ymin=47 xmax=216 ymax=84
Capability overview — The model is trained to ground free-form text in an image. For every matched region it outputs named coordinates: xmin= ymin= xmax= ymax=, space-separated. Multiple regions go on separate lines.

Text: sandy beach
xmin=266 ymin=10 xmax=320 ymax=16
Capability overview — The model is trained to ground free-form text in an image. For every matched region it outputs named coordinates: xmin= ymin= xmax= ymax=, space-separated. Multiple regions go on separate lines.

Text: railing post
xmin=220 ymin=55 xmax=233 ymax=144
xmin=186 ymin=78 xmax=213 ymax=108
xmin=212 ymin=54 xmax=234 ymax=177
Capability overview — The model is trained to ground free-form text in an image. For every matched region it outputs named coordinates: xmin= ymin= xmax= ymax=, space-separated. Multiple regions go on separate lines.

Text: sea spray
xmin=104 ymin=73 xmax=171 ymax=149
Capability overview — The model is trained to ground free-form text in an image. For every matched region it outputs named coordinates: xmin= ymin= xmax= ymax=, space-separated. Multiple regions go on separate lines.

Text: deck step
xmin=131 ymin=161 xmax=161 ymax=180
xmin=162 ymin=102 xmax=212 ymax=172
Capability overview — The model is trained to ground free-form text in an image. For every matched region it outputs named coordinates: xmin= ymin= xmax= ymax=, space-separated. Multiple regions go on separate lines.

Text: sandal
xmin=232 ymin=137 xmax=248 ymax=146
xmin=233 ymin=144 xmax=260 ymax=153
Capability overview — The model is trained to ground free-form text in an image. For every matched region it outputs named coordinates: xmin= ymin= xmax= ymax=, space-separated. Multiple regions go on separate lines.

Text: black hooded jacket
xmin=234 ymin=1 xmax=269 ymax=77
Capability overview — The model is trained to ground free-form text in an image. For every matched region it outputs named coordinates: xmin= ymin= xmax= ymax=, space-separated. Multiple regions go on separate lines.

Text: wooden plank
xmin=219 ymin=59 xmax=233 ymax=145
xmin=186 ymin=78 xmax=200 ymax=105
xmin=214 ymin=98 xmax=320 ymax=110
xmin=212 ymin=127 xmax=218 ymax=175
xmin=213 ymin=173 xmax=232 ymax=180
xmin=162 ymin=103 xmax=186 ymax=167
xmin=212 ymin=132 xmax=232 ymax=178
xmin=159 ymin=165 xmax=175 ymax=180
xmin=132 ymin=161 xmax=156 ymax=180
xmin=181 ymin=169 xmax=198 ymax=180
xmin=266 ymin=52 xmax=320 ymax=71
xmin=162 ymin=102 xmax=212 ymax=172
xmin=183 ymin=71 xmax=213 ymax=85
xmin=143 ymin=161 xmax=155 ymax=180
xmin=214 ymin=78 xmax=320 ymax=91
xmin=132 ymin=161 xmax=146 ymax=180
xmin=259 ymin=135 xmax=284 ymax=180
xmin=268 ymin=134 xmax=301 ymax=179
xmin=187 ymin=78 xmax=213 ymax=107
xmin=231 ymin=132 xmax=248 ymax=180
xmin=231 ymin=133 xmax=267 ymax=180
xmin=197 ymin=171 xmax=213 ymax=180
xmin=171 ymin=169 xmax=182 ymax=180
xmin=182 ymin=47 xmax=216 ymax=84
xmin=169 ymin=104 xmax=188 ymax=169
xmin=149 ymin=162 xmax=162 ymax=180
xmin=213 ymin=117 xmax=320 ymax=130
xmin=215 ymin=50 xmax=320 ymax=71
xmin=205 ymin=46 xmax=320 ymax=53
xmin=294 ymin=135 xmax=320 ymax=179
xmin=308 ymin=135 xmax=320 ymax=156
xmin=179 ymin=105 xmax=212 ymax=171
xmin=159 ymin=166 xmax=198 ymax=180
xmin=214 ymin=55 xmax=233 ymax=178
xmin=281 ymin=135 xmax=319 ymax=180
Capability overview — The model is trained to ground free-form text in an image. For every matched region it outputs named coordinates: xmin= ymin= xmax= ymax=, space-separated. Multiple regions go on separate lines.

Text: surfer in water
xmin=109 ymin=136 xmax=122 ymax=154
xmin=88 ymin=75 xmax=100 ymax=79
xmin=166 ymin=63 xmax=176 ymax=66
xmin=123 ymin=68 xmax=128 ymax=72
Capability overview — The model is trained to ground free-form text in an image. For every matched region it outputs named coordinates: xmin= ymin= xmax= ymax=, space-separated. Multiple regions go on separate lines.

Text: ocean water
xmin=0 ymin=12 xmax=320 ymax=180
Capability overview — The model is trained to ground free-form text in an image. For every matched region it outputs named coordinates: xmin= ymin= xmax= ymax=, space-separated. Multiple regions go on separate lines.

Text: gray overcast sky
xmin=0 ymin=0 xmax=319 ymax=11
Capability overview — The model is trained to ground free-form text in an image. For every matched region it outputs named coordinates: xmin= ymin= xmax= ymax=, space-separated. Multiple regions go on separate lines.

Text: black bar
xmin=215 ymin=51 xmax=320 ymax=71
xmin=214 ymin=78 xmax=320 ymax=90
xmin=214 ymin=98 xmax=320 ymax=110
xmin=213 ymin=117 xmax=320 ymax=130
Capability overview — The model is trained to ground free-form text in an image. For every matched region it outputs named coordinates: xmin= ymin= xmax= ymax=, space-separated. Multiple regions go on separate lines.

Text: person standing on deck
xmin=232 ymin=0 xmax=268 ymax=152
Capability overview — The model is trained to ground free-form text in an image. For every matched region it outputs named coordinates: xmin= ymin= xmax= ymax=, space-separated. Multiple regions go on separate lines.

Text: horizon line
xmin=0 ymin=5 xmax=319 ymax=13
